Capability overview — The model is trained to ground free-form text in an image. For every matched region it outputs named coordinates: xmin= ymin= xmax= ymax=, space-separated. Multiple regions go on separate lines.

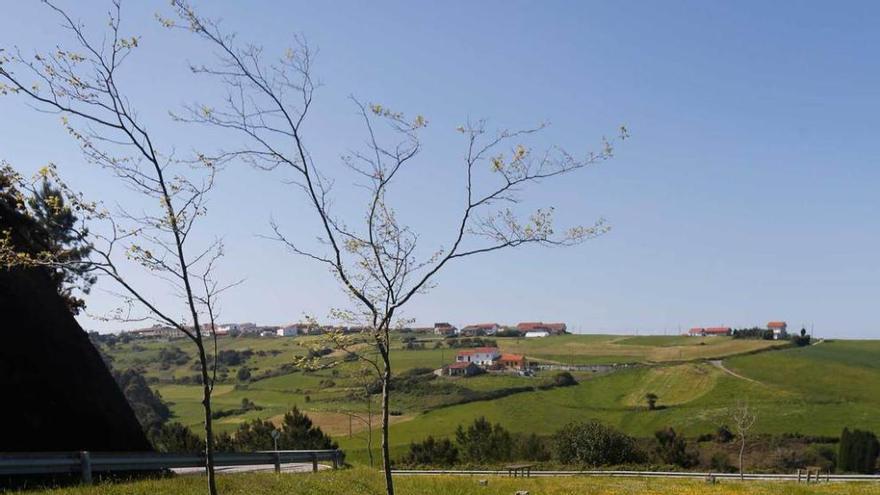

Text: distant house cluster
xmin=435 ymin=346 xmax=528 ymax=377
xmin=687 ymin=327 xmax=732 ymax=337
xmin=688 ymin=321 xmax=789 ymax=340
xmin=434 ymin=321 xmax=567 ymax=338
xmin=123 ymin=319 xmax=569 ymax=341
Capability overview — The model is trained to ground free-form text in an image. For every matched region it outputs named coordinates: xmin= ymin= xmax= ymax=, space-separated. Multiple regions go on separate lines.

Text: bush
xmin=149 ymin=422 xmax=203 ymax=453
xmin=552 ymin=372 xmax=578 ymax=387
xmin=400 ymin=436 xmax=459 ymax=466
xmin=516 ymin=433 xmax=551 ymax=461
xmin=236 ymin=366 xmax=252 ymax=382
xmin=455 ymin=417 xmax=513 ymax=463
xmin=710 ymin=452 xmax=733 ymax=472
xmin=716 ymin=425 xmax=734 ymax=443
xmin=217 ymin=349 xmax=253 ymax=366
xmin=496 ymin=329 xmax=522 ymax=338
xmin=653 ymin=427 xmax=698 ymax=467
xmin=839 ymin=428 xmax=879 ymax=473
xmin=554 ymin=421 xmax=643 ymax=466
xmin=158 ymin=346 xmax=190 ymax=366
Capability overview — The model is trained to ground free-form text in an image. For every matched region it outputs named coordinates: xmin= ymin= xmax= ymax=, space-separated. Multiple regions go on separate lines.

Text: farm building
xmin=433 ymin=322 xmax=457 ymax=337
xmin=688 ymin=327 xmax=731 ymax=336
xmin=516 ymin=321 xmax=567 ymax=335
xmin=525 ymin=329 xmax=550 ymax=338
xmin=456 ymin=347 xmax=501 ymax=366
xmin=460 ymin=323 xmax=501 ymax=336
xmin=435 ymin=361 xmax=482 ymax=377
xmin=767 ymin=321 xmax=788 ymax=340
xmin=276 ymin=324 xmax=302 ymax=337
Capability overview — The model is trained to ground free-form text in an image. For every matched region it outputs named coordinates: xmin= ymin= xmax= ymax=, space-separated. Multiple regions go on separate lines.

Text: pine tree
xmin=279 ymin=406 xmax=337 ymax=450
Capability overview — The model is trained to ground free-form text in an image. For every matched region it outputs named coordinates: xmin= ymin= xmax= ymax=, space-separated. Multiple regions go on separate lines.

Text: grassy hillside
xmin=100 ymin=333 xmax=880 ymax=463
xmin=20 ymin=469 xmax=880 ymax=495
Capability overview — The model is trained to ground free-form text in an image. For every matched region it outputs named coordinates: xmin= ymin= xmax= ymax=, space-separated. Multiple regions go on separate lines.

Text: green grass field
xmin=101 ymin=333 xmax=880 ymax=465
xmin=21 ymin=469 xmax=880 ymax=495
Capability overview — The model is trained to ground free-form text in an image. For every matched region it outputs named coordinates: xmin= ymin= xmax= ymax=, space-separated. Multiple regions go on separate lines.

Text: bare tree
xmin=0 ymin=3 xmax=229 ymax=494
xmin=162 ymin=4 xmax=624 ymax=493
xmin=731 ymin=399 xmax=757 ymax=481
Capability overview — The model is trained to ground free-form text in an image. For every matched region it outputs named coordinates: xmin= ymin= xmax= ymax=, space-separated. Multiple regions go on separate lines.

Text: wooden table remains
xmin=505 ymin=463 xmax=534 ymax=478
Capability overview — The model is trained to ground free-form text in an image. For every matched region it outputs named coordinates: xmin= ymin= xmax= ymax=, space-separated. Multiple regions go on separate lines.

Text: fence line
xmin=0 ymin=450 xmax=343 ymax=483
xmin=391 ymin=469 xmax=880 ymax=482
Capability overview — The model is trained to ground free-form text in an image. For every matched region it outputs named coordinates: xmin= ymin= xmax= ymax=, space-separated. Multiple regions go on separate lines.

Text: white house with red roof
xmin=767 ymin=321 xmax=788 ymax=340
xmin=516 ymin=321 xmax=567 ymax=336
xmin=456 ymin=347 xmax=501 ymax=366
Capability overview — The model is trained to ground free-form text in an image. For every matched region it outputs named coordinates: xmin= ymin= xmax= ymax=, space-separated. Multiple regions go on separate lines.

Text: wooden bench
xmin=505 ymin=463 xmax=534 ymax=478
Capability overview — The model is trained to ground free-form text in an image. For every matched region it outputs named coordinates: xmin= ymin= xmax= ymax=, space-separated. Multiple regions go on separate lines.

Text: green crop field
xmin=100 ymin=333 xmax=880 ymax=465
xmin=20 ymin=469 xmax=880 ymax=495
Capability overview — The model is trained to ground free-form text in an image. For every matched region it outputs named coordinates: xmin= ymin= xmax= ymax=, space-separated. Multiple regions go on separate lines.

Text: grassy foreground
xmin=21 ymin=469 xmax=880 ymax=495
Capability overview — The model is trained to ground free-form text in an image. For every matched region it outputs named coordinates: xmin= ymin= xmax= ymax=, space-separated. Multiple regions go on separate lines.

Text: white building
xmin=277 ymin=325 xmax=300 ymax=337
xmin=525 ymin=329 xmax=550 ymax=338
xmin=456 ymin=347 xmax=501 ymax=366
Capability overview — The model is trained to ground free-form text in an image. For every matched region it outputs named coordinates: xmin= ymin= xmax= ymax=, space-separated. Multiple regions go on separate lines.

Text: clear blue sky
xmin=2 ymin=1 xmax=878 ymax=338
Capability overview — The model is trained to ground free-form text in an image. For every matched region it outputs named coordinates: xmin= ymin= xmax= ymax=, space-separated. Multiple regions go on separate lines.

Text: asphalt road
xmin=173 ymin=463 xmax=332 ymax=475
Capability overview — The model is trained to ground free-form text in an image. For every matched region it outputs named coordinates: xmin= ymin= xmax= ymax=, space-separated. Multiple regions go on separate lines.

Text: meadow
xmin=101 ymin=333 xmax=880 ymax=465
xmin=20 ymin=468 xmax=880 ymax=495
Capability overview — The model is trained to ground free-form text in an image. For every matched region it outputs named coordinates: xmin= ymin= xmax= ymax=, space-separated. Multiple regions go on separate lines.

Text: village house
xmin=434 ymin=361 xmax=482 ymax=377
xmin=516 ymin=321 xmax=567 ymax=336
xmin=688 ymin=327 xmax=732 ymax=336
xmin=433 ymin=322 xmax=458 ymax=337
xmin=456 ymin=347 xmax=501 ymax=366
xmin=459 ymin=323 xmax=501 ymax=336
xmin=495 ymin=353 xmax=527 ymax=370
xmin=767 ymin=321 xmax=788 ymax=340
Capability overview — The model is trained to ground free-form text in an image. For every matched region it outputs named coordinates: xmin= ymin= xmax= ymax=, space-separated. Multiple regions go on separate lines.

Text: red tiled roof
xmin=498 ymin=353 xmax=525 ymax=362
xmin=689 ymin=327 xmax=705 ymax=333
xmin=767 ymin=321 xmax=787 ymax=329
xmin=457 ymin=347 xmax=500 ymax=355
xmin=518 ymin=321 xmax=566 ymax=332
xmin=516 ymin=322 xmax=545 ymax=330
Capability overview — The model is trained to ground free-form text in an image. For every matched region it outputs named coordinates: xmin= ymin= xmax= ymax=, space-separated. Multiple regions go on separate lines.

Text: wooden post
xmin=79 ymin=451 xmax=92 ymax=485
xmin=797 ymin=469 xmax=801 ymax=483
xmin=273 ymin=451 xmax=281 ymax=473
xmin=311 ymin=453 xmax=318 ymax=473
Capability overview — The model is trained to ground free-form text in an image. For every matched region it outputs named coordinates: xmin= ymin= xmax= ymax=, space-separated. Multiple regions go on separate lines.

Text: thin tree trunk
xmin=367 ymin=389 xmax=374 ymax=468
xmin=197 ymin=342 xmax=219 ymax=495
xmin=380 ymin=356 xmax=394 ymax=495
xmin=739 ymin=437 xmax=745 ymax=481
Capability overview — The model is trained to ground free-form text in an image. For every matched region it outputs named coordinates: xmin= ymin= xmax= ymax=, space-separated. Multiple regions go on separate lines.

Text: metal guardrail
xmin=0 ymin=450 xmax=343 ymax=483
xmin=392 ymin=469 xmax=880 ymax=482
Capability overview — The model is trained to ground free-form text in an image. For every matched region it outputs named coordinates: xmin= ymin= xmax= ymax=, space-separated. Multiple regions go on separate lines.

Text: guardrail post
xmin=79 ymin=451 xmax=92 ymax=484
xmin=311 ymin=452 xmax=318 ymax=473
xmin=332 ymin=450 xmax=339 ymax=469
xmin=797 ymin=469 xmax=801 ymax=483
xmin=273 ymin=451 xmax=281 ymax=473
